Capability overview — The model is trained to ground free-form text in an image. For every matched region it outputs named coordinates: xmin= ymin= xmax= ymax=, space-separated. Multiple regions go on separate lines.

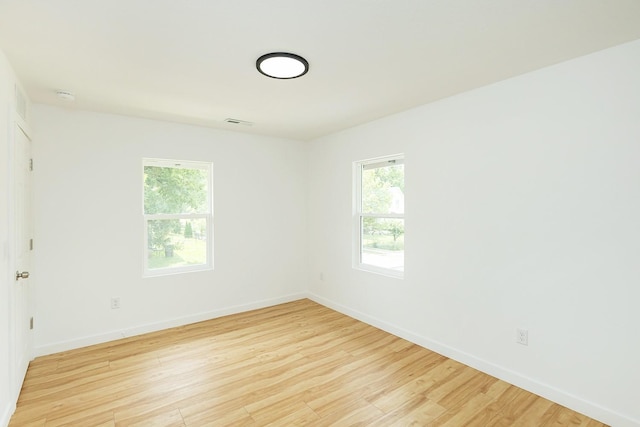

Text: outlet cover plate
xmin=516 ymin=328 xmax=529 ymax=346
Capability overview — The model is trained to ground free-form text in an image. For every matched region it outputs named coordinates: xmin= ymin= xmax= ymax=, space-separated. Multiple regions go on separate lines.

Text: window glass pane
xmin=361 ymin=217 xmax=404 ymax=271
xmin=144 ymin=166 xmax=209 ymax=214
xmin=147 ymin=218 xmax=208 ymax=270
xmin=362 ymin=164 xmax=404 ymax=214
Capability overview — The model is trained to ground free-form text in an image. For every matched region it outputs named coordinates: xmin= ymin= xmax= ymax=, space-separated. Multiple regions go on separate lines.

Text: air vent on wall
xmin=224 ymin=118 xmax=253 ymax=126
xmin=56 ymin=90 xmax=75 ymax=101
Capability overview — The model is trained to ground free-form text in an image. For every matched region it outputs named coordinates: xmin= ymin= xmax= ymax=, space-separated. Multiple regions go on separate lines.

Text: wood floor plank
xmin=369 ymin=394 xmax=447 ymax=426
xmin=432 ymin=392 xmax=496 ymax=427
xmin=179 ymin=399 xmax=253 ymax=426
xmin=9 ymin=299 xmax=608 ymax=426
xmin=115 ymin=408 xmax=185 ymax=427
xmin=311 ymin=398 xmax=386 ymax=427
xmin=44 ymin=409 xmax=115 ymax=427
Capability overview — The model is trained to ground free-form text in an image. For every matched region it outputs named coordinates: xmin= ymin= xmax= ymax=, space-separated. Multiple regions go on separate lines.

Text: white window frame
xmin=353 ymin=154 xmax=405 ymax=279
xmin=143 ymin=158 xmax=213 ymax=277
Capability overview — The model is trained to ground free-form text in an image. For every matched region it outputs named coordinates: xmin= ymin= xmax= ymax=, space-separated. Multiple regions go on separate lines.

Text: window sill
xmin=354 ymin=264 xmax=404 ymax=279
xmin=143 ymin=264 xmax=213 ymax=278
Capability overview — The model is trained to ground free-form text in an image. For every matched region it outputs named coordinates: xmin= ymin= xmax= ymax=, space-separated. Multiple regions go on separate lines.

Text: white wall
xmin=32 ymin=107 xmax=308 ymax=354
xmin=307 ymin=40 xmax=640 ymax=426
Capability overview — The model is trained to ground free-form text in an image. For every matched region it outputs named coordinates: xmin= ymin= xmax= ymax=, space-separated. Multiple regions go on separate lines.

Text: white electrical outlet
xmin=111 ymin=297 xmax=121 ymax=309
xmin=516 ymin=328 xmax=528 ymax=346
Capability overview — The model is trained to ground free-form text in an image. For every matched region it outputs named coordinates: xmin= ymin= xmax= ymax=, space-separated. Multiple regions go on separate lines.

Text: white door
xmin=11 ymin=122 xmax=33 ymax=398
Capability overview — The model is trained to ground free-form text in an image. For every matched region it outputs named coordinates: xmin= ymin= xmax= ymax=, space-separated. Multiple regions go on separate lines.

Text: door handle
xmin=16 ymin=271 xmax=29 ymax=280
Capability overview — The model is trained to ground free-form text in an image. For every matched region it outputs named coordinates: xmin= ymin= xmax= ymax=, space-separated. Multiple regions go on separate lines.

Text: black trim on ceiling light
xmin=256 ymin=52 xmax=309 ymax=79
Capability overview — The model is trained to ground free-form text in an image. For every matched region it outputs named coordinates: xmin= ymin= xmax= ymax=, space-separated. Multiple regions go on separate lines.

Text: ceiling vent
xmin=224 ymin=118 xmax=253 ymax=126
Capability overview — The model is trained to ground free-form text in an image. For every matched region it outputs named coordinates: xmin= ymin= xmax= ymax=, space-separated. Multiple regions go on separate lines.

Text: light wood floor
xmin=11 ymin=299 xmax=607 ymax=426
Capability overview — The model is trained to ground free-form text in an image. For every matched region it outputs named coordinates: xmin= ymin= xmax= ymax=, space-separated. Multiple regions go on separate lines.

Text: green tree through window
xmin=143 ymin=159 xmax=212 ymax=276
xmin=355 ymin=156 xmax=404 ymax=276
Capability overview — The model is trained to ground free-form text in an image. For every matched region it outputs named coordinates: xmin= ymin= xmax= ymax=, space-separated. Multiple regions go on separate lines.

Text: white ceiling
xmin=1 ymin=0 xmax=640 ymax=141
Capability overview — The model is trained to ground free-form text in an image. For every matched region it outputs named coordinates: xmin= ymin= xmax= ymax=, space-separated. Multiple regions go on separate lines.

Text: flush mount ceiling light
xmin=256 ymin=52 xmax=309 ymax=79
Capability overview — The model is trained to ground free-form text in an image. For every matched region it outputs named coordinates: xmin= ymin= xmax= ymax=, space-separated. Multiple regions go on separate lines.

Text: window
xmin=143 ymin=158 xmax=213 ymax=276
xmin=354 ymin=155 xmax=404 ymax=277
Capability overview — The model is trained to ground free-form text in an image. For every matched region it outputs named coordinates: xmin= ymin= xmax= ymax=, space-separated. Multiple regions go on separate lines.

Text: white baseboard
xmin=0 ymin=402 xmax=15 ymax=427
xmin=34 ymin=293 xmax=307 ymax=357
xmin=307 ymin=292 xmax=639 ymax=427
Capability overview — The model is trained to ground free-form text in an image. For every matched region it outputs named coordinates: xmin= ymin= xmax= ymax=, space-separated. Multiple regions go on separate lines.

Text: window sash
xmin=359 ymin=212 xmax=404 ymax=219
xmin=144 ymin=213 xmax=210 ymax=221
xmin=362 ymin=158 xmax=404 ymax=170
xmin=143 ymin=216 xmax=213 ymax=276
xmin=143 ymin=158 xmax=212 ymax=216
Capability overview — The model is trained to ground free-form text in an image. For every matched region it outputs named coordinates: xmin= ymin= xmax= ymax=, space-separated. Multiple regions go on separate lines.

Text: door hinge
xmin=30 ymin=238 xmax=33 ymax=250
xmin=29 ymin=158 xmax=33 ymax=171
